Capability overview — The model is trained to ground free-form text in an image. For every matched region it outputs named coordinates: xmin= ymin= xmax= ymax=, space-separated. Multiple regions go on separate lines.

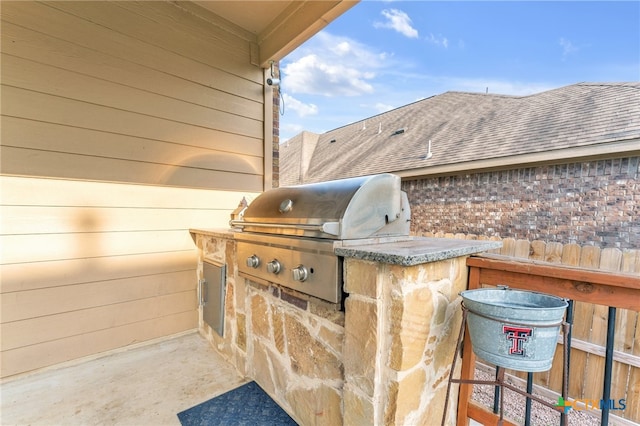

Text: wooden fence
xmin=420 ymin=232 xmax=640 ymax=424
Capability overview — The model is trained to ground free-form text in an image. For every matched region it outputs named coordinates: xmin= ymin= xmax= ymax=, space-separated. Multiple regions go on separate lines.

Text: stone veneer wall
xmin=192 ymin=230 xmax=477 ymax=425
xmin=342 ymin=256 xmax=467 ymax=425
xmin=192 ymin=231 xmax=345 ymax=425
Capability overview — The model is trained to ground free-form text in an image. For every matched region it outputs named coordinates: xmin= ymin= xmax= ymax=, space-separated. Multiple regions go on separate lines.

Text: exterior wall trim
xmin=396 ymin=138 xmax=640 ymax=179
xmin=264 ymin=68 xmax=274 ymax=190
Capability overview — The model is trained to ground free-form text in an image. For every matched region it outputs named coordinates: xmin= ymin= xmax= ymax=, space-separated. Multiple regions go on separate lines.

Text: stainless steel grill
xmin=231 ymin=173 xmax=411 ymax=304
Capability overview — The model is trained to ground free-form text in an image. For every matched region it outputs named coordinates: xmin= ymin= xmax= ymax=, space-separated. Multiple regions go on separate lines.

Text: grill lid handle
xmin=228 ymin=220 xmax=340 ymax=237
xmin=322 ymin=222 xmax=340 ymax=236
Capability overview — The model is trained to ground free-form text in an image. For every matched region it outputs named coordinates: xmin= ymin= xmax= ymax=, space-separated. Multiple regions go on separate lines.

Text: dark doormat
xmin=177 ymin=381 xmax=298 ymax=425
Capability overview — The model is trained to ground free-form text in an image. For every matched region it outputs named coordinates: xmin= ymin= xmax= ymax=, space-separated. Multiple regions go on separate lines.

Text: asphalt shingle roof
xmin=280 ymin=82 xmax=640 ymax=185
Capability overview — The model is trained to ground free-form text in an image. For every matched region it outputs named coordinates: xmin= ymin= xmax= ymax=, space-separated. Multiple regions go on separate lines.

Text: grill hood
xmin=231 ymin=173 xmax=411 ymax=239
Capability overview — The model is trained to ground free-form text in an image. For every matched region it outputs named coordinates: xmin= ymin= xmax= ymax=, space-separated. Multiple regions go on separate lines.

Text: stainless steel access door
xmin=200 ymin=261 xmax=226 ymax=337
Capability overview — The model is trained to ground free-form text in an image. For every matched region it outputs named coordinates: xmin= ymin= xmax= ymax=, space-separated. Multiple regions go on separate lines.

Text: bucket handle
xmin=461 ymin=302 xmax=566 ymax=328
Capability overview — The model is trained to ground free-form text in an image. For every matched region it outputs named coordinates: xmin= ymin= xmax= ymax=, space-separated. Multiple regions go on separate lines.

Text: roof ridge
xmin=576 ymin=82 xmax=640 ymax=88
xmin=443 ymin=90 xmax=522 ymax=98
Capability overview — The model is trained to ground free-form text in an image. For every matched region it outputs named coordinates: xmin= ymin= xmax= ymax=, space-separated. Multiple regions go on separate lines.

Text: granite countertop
xmin=190 ymin=229 xmax=502 ymax=266
xmin=334 ymin=237 xmax=502 ymax=266
xmin=189 ymin=228 xmax=237 ymax=238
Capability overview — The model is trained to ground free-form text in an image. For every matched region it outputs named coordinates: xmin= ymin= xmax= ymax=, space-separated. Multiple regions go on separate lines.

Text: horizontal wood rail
xmin=467 ymin=402 xmax=518 ymax=426
xmin=466 ymin=254 xmax=640 ymax=310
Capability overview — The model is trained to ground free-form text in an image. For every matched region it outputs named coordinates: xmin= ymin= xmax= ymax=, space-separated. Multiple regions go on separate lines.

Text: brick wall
xmin=403 ymin=156 xmax=639 ymax=249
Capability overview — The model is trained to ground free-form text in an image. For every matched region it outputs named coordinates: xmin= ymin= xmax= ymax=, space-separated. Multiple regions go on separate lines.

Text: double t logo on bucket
xmin=502 ymin=325 xmax=533 ymax=356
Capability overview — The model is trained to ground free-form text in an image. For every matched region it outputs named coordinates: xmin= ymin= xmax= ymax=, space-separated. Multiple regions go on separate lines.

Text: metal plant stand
xmin=441 ymin=303 xmax=571 ymax=426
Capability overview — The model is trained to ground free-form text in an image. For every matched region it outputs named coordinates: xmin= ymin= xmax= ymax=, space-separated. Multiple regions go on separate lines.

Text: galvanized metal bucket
xmin=460 ymin=287 xmax=568 ymax=372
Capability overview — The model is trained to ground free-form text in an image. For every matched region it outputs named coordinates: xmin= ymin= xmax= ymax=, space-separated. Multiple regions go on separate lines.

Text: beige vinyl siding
xmin=1 ymin=1 xmax=264 ymax=189
xmin=1 ymin=1 xmax=265 ymax=377
xmin=0 ymin=176 xmax=260 ymax=377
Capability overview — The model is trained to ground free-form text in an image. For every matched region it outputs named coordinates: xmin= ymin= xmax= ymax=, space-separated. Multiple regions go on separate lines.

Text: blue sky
xmin=277 ymin=1 xmax=640 ymax=142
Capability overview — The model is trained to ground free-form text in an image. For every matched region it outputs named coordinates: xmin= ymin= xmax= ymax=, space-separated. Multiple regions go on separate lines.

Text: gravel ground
xmin=471 ymin=368 xmax=611 ymax=426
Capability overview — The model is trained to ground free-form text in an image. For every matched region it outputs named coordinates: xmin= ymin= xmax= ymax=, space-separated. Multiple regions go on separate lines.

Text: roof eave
xmin=258 ymin=1 xmax=359 ymax=67
xmin=394 ymin=138 xmax=640 ymax=179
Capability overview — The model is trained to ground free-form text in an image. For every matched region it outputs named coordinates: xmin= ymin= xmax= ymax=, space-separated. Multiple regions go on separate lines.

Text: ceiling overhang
xmin=189 ymin=1 xmax=358 ymax=68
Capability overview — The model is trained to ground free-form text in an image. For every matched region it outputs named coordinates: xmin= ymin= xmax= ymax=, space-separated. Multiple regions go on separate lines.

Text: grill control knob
xmin=267 ymin=259 xmax=281 ymax=274
xmin=292 ymin=265 xmax=308 ymax=282
xmin=279 ymin=199 xmax=293 ymax=213
xmin=246 ymin=255 xmax=260 ymax=268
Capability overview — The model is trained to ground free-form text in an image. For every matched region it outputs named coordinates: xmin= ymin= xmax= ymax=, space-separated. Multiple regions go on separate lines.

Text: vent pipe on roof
xmin=378 ymin=123 xmax=382 ymax=134
xmin=362 ymin=121 xmax=366 ymax=131
xmin=426 ymin=139 xmax=433 ymax=159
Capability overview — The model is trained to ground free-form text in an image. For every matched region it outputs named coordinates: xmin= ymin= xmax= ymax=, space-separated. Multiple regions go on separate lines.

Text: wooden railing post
xmin=456 ymin=265 xmax=481 ymax=426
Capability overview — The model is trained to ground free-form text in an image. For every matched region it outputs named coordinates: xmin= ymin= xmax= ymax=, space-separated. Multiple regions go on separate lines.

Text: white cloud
xmin=282 ymin=33 xmax=391 ymax=97
xmin=333 ymin=41 xmax=351 ymax=56
xmin=356 ymin=102 xmax=396 ymax=114
xmin=283 ymin=54 xmax=374 ymax=96
xmin=282 ymin=93 xmax=318 ymax=117
xmin=279 ymin=123 xmax=305 ymax=143
xmin=559 ymin=37 xmax=578 ymax=59
xmin=373 ymin=102 xmax=395 ymax=113
xmin=427 ymin=33 xmax=449 ymax=48
xmin=374 ymin=9 xmax=419 ymax=39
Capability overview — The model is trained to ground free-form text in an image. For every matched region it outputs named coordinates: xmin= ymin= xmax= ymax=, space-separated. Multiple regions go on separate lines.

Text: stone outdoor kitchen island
xmin=190 ymin=229 xmax=501 ymax=425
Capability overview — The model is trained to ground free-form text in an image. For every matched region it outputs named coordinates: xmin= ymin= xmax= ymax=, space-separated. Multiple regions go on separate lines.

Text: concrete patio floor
xmin=1 ymin=332 xmax=246 ymax=426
